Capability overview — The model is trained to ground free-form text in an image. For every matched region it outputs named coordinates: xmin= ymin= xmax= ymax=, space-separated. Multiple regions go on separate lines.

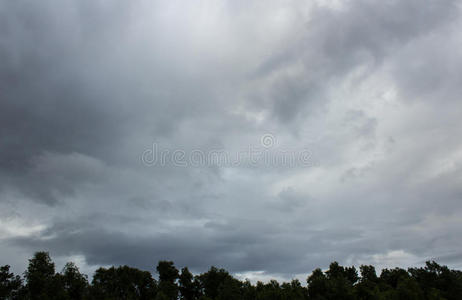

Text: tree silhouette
xmin=91 ymin=265 xmax=157 ymax=299
xmin=24 ymin=251 xmax=65 ymax=299
xmin=198 ymin=266 xmax=235 ymax=300
xmin=60 ymin=262 xmax=89 ymax=300
xmin=0 ymin=265 xmax=23 ymax=299
xmin=2 ymin=252 xmax=462 ymax=300
xmin=179 ymin=267 xmax=199 ymax=300
xmin=157 ymin=261 xmax=179 ymax=300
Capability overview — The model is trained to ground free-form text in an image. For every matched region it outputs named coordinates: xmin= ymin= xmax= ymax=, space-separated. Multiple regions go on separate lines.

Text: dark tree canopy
xmin=60 ymin=262 xmax=89 ymax=300
xmin=91 ymin=265 xmax=157 ymax=300
xmin=157 ymin=261 xmax=179 ymax=300
xmin=23 ymin=251 xmax=65 ymax=300
xmin=0 ymin=265 xmax=23 ymax=299
xmin=2 ymin=251 xmax=462 ymax=300
xmin=179 ymin=267 xmax=199 ymax=300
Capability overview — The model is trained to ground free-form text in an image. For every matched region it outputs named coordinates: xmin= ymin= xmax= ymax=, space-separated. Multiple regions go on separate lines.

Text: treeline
xmin=1 ymin=252 xmax=462 ymax=300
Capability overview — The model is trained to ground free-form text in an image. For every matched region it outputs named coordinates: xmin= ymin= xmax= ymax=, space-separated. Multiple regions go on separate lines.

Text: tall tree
xmin=307 ymin=268 xmax=328 ymax=300
xmin=409 ymin=261 xmax=462 ymax=300
xmin=197 ymin=266 xmax=234 ymax=300
xmin=24 ymin=251 xmax=64 ymax=300
xmin=157 ymin=261 xmax=179 ymax=300
xmin=280 ymin=279 xmax=306 ymax=300
xmin=355 ymin=265 xmax=380 ymax=300
xmin=179 ymin=267 xmax=198 ymax=300
xmin=60 ymin=262 xmax=89 ymax=300
xmin=0 ymin=265 xmax=23 ymax=299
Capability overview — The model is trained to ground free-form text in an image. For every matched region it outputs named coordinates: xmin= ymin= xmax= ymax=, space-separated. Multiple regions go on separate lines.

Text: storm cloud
xmin=1 ymin=0 xmax=462 ymax=280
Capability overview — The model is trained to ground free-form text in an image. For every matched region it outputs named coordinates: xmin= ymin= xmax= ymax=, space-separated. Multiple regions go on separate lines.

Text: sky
xmin=1 ymin=0 xmax=462 ymax=282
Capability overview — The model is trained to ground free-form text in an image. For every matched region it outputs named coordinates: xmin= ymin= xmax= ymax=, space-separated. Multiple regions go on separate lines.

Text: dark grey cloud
xmin=1 ymin=0 xmax=462 ymax=280
xmin=8 ymin=216 xmax=366 ymax=276
xmin=247 ymin=0 xmax=459 ymax=125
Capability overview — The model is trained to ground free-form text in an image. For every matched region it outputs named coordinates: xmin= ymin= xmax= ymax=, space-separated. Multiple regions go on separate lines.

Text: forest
xmin=1 ymin=251 xmax=462 ymax=300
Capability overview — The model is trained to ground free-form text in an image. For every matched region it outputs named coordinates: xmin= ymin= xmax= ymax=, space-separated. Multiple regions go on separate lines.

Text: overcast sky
xmin=1 ymin=0 xmax=462 ymax=282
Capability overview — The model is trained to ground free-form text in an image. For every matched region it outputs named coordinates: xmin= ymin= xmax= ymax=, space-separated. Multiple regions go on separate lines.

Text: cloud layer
xmin=1 ymin=0 xmax=462 ymax=280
